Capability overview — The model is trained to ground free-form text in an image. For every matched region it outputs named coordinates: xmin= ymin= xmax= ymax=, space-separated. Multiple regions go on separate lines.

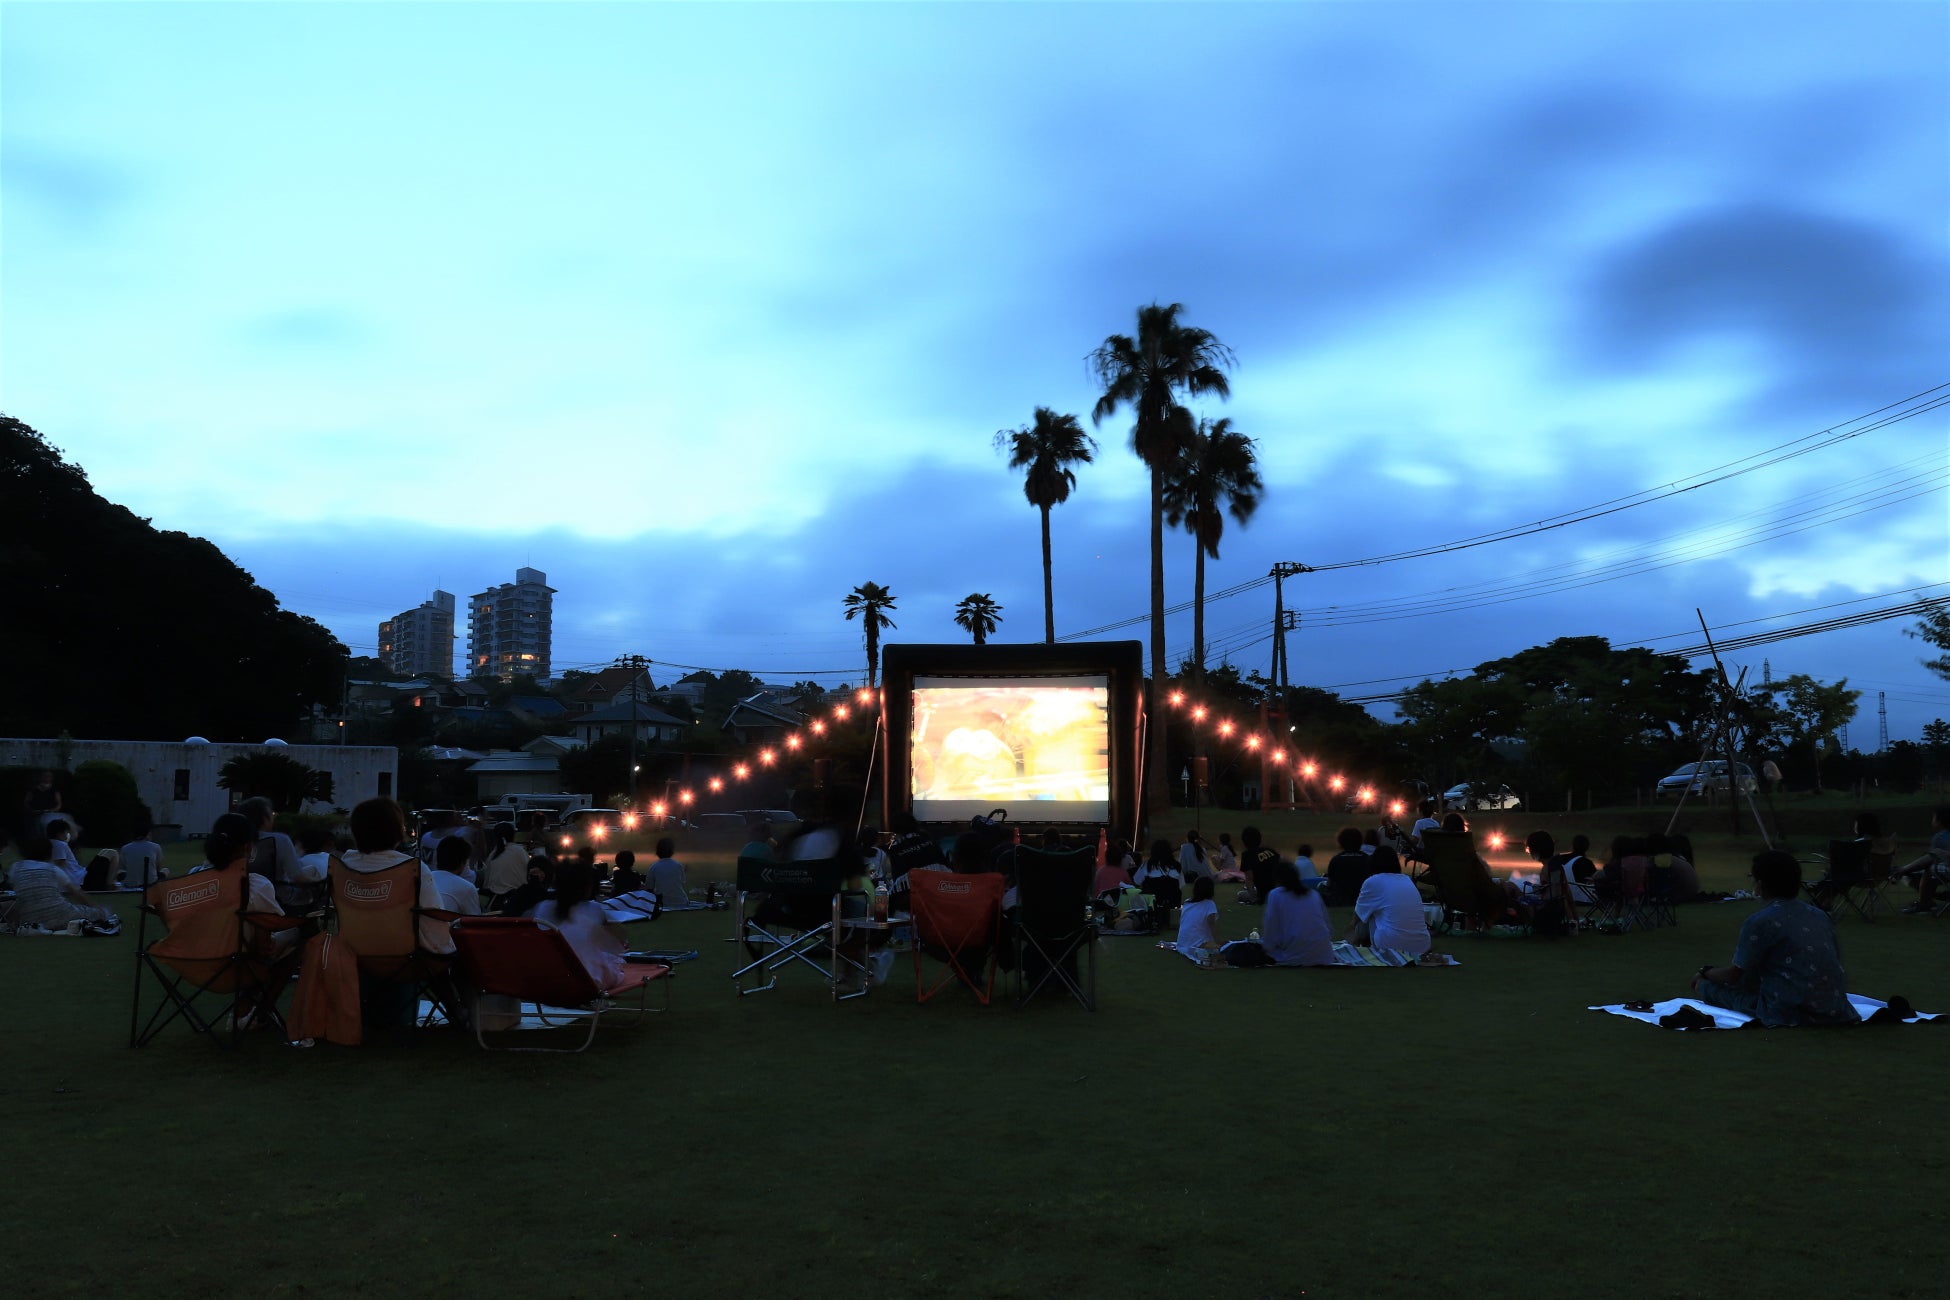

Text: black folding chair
xmin=1807 ymin=839 xmax=1881 ymax=922
xmin=1641 ymin=863 xmax=1680 ymax=929
xmin=731 ymin=855 xmax=865 ymax=1000
xmin=1013 ymin=847 xmax=1098 ymax=1011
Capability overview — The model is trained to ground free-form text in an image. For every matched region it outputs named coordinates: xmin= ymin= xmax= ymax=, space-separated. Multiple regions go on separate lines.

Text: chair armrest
xmin=415 ymin=907 xmax=462 ymax=923
xmin=243 ymin=911 xmax=307 ymax=932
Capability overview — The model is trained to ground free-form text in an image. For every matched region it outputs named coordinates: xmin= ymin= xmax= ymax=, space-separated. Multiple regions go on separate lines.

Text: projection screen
xmin=909 ymin=674 xmax=1111 ymax=822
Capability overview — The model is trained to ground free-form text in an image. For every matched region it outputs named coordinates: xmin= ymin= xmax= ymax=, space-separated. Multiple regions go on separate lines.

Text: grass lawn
xmin=9 ymin=826 xmax=1950 ymax=1299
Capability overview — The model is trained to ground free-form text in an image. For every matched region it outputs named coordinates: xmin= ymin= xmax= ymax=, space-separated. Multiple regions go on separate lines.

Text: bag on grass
xmin=287 ymin=931 xmax=363 ymax=1046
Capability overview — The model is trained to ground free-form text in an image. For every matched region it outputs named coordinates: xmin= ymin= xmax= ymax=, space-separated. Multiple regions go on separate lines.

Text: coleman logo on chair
xmin=167 ymin=881 xmax=223 ymax=908
xmin=345 ymin=880 xmax=394 ymax=902
xmin=940 ymin=881 xmax=971 ymax=895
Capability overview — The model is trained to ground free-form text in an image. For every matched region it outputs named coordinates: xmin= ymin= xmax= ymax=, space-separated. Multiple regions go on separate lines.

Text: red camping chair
xmin=910 ymin=871 xmax=1005 ymax=1005
xmin=129 ymin=863 xmax=304 ymax=1048
xmin=450 ymin=916 xmax=671 ymax=1052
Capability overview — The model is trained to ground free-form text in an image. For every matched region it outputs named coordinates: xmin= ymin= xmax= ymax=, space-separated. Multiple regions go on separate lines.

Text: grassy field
xmin=8 ymin=819 xmax=1949 ymax=1299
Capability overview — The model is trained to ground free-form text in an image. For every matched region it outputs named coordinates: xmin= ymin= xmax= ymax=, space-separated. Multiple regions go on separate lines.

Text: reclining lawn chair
xmin=732 ymin=855 xmax=865 ymax=1000
xmin=329 ymin=857 xmax=462 ymax=1029
xmin=910 ymin=870 xmax=1005 ymax=1005
xmin=1806 ymin=839 xmax=1884 ymax=923
xmin=450 ymin=916 xmax=671 ymax=1052
xmin=1014 ymin=847 xmax=1098 ymax=1010
xmin=130 ymin=863 xmax=305 ymax=1048
xmin=1419 ymin=832 xmax=1517 ymax=934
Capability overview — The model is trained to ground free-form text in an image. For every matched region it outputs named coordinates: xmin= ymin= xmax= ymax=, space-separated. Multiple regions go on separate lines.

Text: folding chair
xmin=1013 ymin=847 xmax=1098 ymax=1010
xmin=1641 ymin=864 xmax=1680 ymax=929
xmin=910 ymin=871 xmax=1005 ymax=1005
xmin=450 ymin=916 xmax=671 ymax=1052
xmin=1418 ymin=833 xmax=1514 ymax=933
xmin=328 ymin=858 xmax=462 ymax=1028
xmin=129 ymin=864 xmax=304 ymax=1048
xmin=1806 ymin=839 xmax=1878 ymax=923
xmin=731 ymin=855 xmax=864 ymax=1000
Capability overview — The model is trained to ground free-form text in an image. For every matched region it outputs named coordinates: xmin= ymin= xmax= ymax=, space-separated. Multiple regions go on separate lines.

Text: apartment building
xmin=467 ymin=567 xmax=555 ymax=681
xmin=377 ymin=590 xmax=456 ymax=678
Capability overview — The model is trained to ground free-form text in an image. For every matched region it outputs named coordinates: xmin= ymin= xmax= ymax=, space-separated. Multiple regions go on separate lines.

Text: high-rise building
xmin=377 ymin=590 xmax=456 ymax=678
xmin=467 ymin=567 xmax=555 ymax=681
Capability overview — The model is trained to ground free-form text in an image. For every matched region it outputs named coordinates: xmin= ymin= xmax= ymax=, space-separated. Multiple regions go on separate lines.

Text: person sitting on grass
xmin=647 ymin=839 xmax=688 ymax=909
xmin=1662 ymin=832 xmax=1701 ymax=900
xmin=1324 ymin=826 xmax=1376 ymax=908
xmin=1133 ymin=838 xmax=1184 ymax=913
xmin=1094 ymin=845 xmax=1134 ymax=897
xmin=44 ymin=819 xmax=85 ymax=888
xmin=1224 ymin=861 xmax=1334 ymax=967
xmin=1893 ymin=807 xmax=1950 ymax=914
xmin=1346 ymin=848 xmax=1431 ymax=955
xmin=1692 ymin=849 xmax=1859 ymax=1026
xmin=1176 ymin=874 xmax=1222 ymax=958
xmin=1525 ymin=830 xmax=1585 ymax=936
xmin=528 ymin=856 xmax=626 ymax=991
xmin=1239 ymin=825 xmax=1281 ymax=904
xmin=1178 ymin=830 xmax=1208 ymax=881
xmin=1212 ymin=832 xmax=1243 ymax=881
xmin=609 ymin=849 xmax=646 ymax=895
xmin=6 ymin=831 xmax=120 ymax=934
xmin=119 ymin=823 xmax=166 ymax=888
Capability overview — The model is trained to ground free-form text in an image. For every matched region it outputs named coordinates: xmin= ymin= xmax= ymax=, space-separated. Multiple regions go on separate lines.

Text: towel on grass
xmin=1159 ymin=941 xmax=1457 ymax=968
xmin=1591 ymin=994 xmax=1941 ymax=1029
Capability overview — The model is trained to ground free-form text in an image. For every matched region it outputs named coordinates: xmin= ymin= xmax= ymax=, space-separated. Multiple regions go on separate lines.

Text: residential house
xmin=569 ymin=700 xmax=688 ymax=747
xmin=721 ymin=692 xmax=805 ymax=747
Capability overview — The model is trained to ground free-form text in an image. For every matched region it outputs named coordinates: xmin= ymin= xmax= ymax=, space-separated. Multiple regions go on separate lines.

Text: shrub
xmin=69 ymin=760 xmax=153 ymax=847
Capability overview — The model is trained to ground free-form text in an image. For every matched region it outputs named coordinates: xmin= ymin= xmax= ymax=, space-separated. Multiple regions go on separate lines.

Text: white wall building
xmin=0 ymin=737 xmax=398 ymax=841
xmin=378 ymin=590 xmax=456 ymax=678
xmin=467 ymin=567 xmax=554 ymax=681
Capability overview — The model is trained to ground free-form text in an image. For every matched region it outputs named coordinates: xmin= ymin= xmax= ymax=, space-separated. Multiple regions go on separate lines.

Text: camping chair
xmin=328 ymin=858 xmax=462 ymax=1029
xmin=732 ymin=855 xmax=865 ymax=1000
xmin=1806 ymin=839 xmax=1883 ymax=923
xmin=1640 ymin=863 xmax=1680 ymax=929
xmin=1013 ymin=847 xmax=1098 ymax=1010
xmin=910 ymin=871 xmax=1005 ymax=1005
xmin=1418 ymin=832 xmax=1516 ymax=934
xmin=130 ymin=864 xmax=304 ymax=1048
xmin=450 ymin=916 xmax=671 ymax=1052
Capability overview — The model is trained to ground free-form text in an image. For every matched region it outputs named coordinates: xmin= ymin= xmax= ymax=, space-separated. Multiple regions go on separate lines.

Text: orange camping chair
xmin=910 ymin=871 xmax=1006 ymax=1005
xmin=129 ymin=863 xmax=304 ymax=1048
xmin=328 ymin=858 xmax=461 ymax=1028
xmin=450 ymin=916 xmax=672 ymax=1052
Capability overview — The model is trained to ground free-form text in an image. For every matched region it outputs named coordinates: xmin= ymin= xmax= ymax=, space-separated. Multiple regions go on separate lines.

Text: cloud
xmin=0 ymin=141 xmax=136 ymax=229
xmin=239 ymin=307 xmax=371 ymax=351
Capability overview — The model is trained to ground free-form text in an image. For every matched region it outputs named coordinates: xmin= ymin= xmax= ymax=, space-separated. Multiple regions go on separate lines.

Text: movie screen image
xmin=909 ymin=675 xmax=1110 ymax=822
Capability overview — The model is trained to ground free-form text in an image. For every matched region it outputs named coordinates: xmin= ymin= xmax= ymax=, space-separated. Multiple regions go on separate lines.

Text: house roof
xmin=572 ymin=700 xmax=687 ymax=727
xmin=467 ymin=752 xmax=560 ymax=774
xmin=509 ymin=694 xmax=567 ymax=717
xmin=523 ymin=734 xmax=583 ymax=757
xmin=573 ymin=665 xmax=653 ymax=700
xmin=724 ymin=692 xmax=804 ymax=729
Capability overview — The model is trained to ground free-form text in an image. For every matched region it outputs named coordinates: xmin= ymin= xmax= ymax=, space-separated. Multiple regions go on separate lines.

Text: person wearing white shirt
xmin=1178 ymin=830 xmax=1208 ymax=879
xmin=1348 ymin=858 xmax=1432 ymax=955
xmin=528 ymin=857 xmax=626 ymax=991
xmin=119 ymin=828 xmax=166 ymax=888
xmin=429 ymin=837 xmax=485 ymax=919
xmin=480 ymin=823 xmax=529 ymax=899
xmin=1175 ymin=875 xmax=1222 ymax=959
xmin=856 ymin=826 xmax=892 ymax=885
xmin=340 ymin=798 xmax=453 ymax=955
xmin=46 ymin=820 xmax=85 ymax=888
xmin=647 ymin=837 xmax=689 ymax=909
xmin=1410 ymin=801 xmax=1442 ymax=851
xmin=1225 ymin=862 xmax=1335 ymax=966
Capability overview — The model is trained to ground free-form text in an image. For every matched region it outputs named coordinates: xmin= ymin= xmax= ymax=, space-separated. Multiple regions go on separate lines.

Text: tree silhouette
xmin=1089 ymin=303 xmax=1234 ymax=807
xmin=842 ymin=581 xmax=898 ymax=688
xmin=953 ymin=593 xmax=1004 ymax=645
xmin=1163 ymin=416 xmax=1263 ymax=686
xmin=994 ymin=408 xmax=1095 ymax=643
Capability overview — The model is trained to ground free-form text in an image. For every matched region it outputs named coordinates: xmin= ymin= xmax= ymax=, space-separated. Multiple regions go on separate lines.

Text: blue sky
xmin=5 ymin=2 xmax=1948 ymax=736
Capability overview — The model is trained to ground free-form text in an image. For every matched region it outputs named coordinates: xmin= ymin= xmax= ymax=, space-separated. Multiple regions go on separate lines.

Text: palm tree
xmin=842 ymin=581 xmax=898 ymax=688
xmin=994 ymin=408 xmax=1096 ymax=643
xmin=1090 ymin=302 xmax=1234 ymax=807
xmin=1163 ymin=417 xmax=1263 ymax=687
xmin=953 ymin=593 xmax=1004 ymax=645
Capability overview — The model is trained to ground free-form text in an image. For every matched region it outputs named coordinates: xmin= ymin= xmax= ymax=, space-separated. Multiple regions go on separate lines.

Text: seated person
xmin=1324 ymin=826 xmax=1377 ymax=907
xmin=479 ymin=823 xmax=529 ymax=901
xmin=1409 ymin=800 xmax=1442 ymax=856
xmin=1100 ymin=882 xmax=1153 ymax=932
xmin=45 ymin=819 xmax=85 ymax=888
xmin=1436 ymin=813 xmax=1530 ymax=928
xmin=738 ymin=815 xmax=776 ymax=863
xmin=1692 ymin=850 xmax=1859 ymax=1026
xmin=609 ymin=849 xmax=646 ymax=895
xmin=7 ymin=832 xmax=120 ymax=933
xmin=493 ymin=855 xmax=555 ymax=916
xmin=118 ymin=824 xmax=166 ymax=887
xmin=81 ymin=847 xmax=121 ymax=891
xmin=429 ymin=836 xmax=485 ymax=920
xmin=1347 ymin=851 xmax=1431 ymax=955
xmin=857 ymin=826 xmax=892 ymax=884
xmin=1239 ymin=825 xmax=1281 ymax=903
xmin=1525 ymin=830 xmax=1585 ymax=935
xmin=1211 ymin=832 xmax=1245 ymax=882
xmin=646 ymin=839 xmax=688 ymax=908
xmin=279 ymin=827 xmax=336 ymax=916
xmin=1093 ymin=856 xmax=1134 ymax=896
xmin=341 ymin=798 xmax=453 ymax=955
xmin=1132 ymin=839 xmax=1184 ymax=911
xmin=1665 ymin=832 xmax=1700 ymax=899
xmin=1176 ymin=874 xmax=1222 ymax=956
xmin=1178 ymin=830 xmax=1209 ymax=881
xmin=528 ymin=857 xmax=627 ymax=991
xmin=885 ymin=811 xmax=940 ymax=878
xmin=1893 ymin=807 xmax=1950 ymax=914
xmin=1224 ymin=862 xmax=1334 ymax=967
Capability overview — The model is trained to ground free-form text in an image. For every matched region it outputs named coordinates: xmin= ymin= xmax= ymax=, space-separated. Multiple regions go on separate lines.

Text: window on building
xmin=173 ymin=768 xmax=191 ymax=801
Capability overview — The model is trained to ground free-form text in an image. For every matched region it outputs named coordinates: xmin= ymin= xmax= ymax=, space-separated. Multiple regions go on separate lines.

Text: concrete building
xmin=467 ymin=567 xmax=555 ymax=681
xmin=0 ymin=737 xmax=397 ymax=841
xmin=377 ymin=590 xmax=456 ymax=678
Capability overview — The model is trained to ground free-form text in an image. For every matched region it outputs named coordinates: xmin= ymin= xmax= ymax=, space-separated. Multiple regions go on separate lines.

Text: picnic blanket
xmin=1591 ymin=994 xmax=1942 ymax=1030
xmin=1161 ymin=941 xmax=1458 ymax=968
xmin=600 ymin=889 xmax=714 ymax=922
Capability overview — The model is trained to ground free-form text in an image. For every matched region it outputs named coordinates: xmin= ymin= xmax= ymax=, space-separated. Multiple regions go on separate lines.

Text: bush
xmin=69 ymin=760 xmax=153 ymax=847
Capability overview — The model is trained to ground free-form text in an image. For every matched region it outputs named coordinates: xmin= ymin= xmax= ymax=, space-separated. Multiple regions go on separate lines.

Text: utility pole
xmin=614 ymin=653 xmax=651 ymax=810
xmin=1268 ymin=562 xmax=1312 ymax=692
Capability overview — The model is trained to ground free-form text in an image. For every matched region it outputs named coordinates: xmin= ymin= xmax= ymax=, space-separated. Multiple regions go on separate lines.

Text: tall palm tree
xmin=1163 ymin=417 xmax=1263 ymax=687
xmin=953 ymin=593 xmax=1004 ymax=645
xmin=994 ymin=407 xmax=1096 ymax=643
xmin=1090 ymin=302 xmax=1234 ymax=807
xmin=842 ymin=581 xmax=897 ymax=688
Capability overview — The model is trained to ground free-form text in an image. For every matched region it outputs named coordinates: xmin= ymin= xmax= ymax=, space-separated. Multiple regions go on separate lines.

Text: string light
xmin=650 ymin=802 xmax=667 ymax=816
xmin=1301 ymin=762 xmax=1318 ymax=778
xmin=709 ymin=778 xmax=724 ymax=792
xmin=1329 ymin=776 xmax=1345 ymax=792
xmin=1170 ymin=691 xmax=1186 ymax=706
xmin=1218 ymin=720 xmax=1234 ymax=737
xmin=1191 ymin=706 xmax=1207 ymax=722
xmin=1356 ymin=785 xmax=1375 ymax=805
xmin=1388 ymin=801 xmax=1405 ymax=817
xmin=1245 ymin=735 xmax=1261 ymax=750
xmin=759 ymin=749 xmax=776 ymax=766
xmin=811 ymin=720 xmax=826 ymax=735
xmin=835 ymin=705 xmax=850 ymax=721
xmin=679 ymin=790 xmax=694 ymax=804
xmin=785 ymin=735 xmax=802 ymax=750
xmin=734 ymin=764 xmax=750 ymax=780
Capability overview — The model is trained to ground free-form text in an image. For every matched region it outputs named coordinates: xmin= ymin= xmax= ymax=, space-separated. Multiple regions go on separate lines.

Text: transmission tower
xmin=1762 ymin=658 xmax=1772 ymax=686
xmin=1879 ymin=691 xmax=1889 ymax=753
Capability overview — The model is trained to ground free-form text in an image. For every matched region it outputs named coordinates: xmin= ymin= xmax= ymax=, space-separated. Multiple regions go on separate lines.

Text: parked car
xmin=560 ymin=807 xmax=628 ymax=835
xmin=1654 ymin=760 xmax=1757 ymax=801
xmin=1441 ymin=782 xmax=1522 ymax=812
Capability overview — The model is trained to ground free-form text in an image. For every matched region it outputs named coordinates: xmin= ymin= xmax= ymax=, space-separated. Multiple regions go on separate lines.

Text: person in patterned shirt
xmin=1693 ymin=850 xmax=1859 ymax=1026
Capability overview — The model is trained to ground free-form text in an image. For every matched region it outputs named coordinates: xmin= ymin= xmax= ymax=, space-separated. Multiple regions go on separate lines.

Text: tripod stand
xmin=1665 ymin=610 xmax=1773 ymax=847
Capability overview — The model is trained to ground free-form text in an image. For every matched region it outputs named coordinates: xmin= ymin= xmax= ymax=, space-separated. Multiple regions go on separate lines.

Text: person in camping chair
xmin=1692 ymin=850 xmax=1858 ymax=1027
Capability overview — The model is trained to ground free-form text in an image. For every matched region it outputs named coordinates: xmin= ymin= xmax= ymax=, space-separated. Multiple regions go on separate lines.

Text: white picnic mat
xmin=1591 ymin=994 xmax=1941 ymax=1029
